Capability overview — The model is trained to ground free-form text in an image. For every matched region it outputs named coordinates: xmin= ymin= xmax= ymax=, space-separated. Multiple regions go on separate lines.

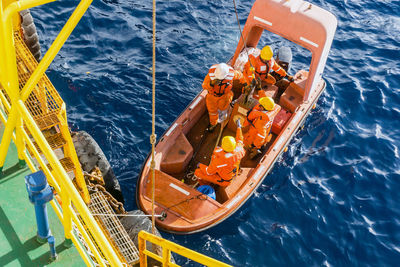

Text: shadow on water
xmin=299 ymin=128 xmax=335 ymax=163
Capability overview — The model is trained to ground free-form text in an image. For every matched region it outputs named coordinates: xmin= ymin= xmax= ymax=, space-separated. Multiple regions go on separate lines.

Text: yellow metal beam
xmin=70 ymin=211 xmax=107 ymax=267
xmin=0 ymin=101 xmax=36 ymax=175
xmin=138 ymin=231 xmax=232 ymax=267
xmin=0 ymin=108 xmax=17 ymax=168
xmin=15 ymin=116 xmax=26 ymax=161
xmin=21 ymin=0 xmax=92 ymax=101
xmin=17 ymin=99 xmax=123 ymax=266
xmin=2 ymin=0 xmax=53 ymax=100
xmin=21 ymin=128 xmax=61 ymax=192
xmin=1 ymin=1 xmax=127 ymax=265
xmin=50 ymin=199 xmax=96 ymax=267
xmin=2 ymin=0 xmax=22 ymax=31
xmin=58 ymin=104 xmax=90 ymax=203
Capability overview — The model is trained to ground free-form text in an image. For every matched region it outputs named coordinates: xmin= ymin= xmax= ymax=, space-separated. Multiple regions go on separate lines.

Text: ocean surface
xmin=31 ymin=0 xmax=399 ymax=266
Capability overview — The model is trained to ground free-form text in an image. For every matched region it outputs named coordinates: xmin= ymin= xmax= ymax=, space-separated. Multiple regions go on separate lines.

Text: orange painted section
xmin=137 ymin=0 xmax=336 ymax=234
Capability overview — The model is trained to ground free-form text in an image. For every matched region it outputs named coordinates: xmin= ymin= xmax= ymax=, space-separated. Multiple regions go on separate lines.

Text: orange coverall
xmin=244 ymin=101 xmax=281 ymax=149
xmin=203 ymin=64 xmax=245 ymax=126
xmin=243 ymin=54 xmax=287 ymax=85
xmin=194 ymin=127 xmax=245 ymax=187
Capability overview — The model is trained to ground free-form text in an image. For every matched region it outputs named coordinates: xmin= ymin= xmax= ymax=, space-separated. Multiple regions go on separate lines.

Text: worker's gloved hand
xmin=236 ymin=118 xmax=242 ymax=128
xmin=251 ymin=78 xmax=257 ymax=87
xmin=256 ymin=88 xmax=264 ymax=96
xmin=286 ymin=75 xmax=294 ymax=82
xmin=243 ymin=84 xmax=251 ymax=94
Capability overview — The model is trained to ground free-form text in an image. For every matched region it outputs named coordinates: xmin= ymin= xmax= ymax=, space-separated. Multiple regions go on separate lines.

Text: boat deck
xmin=0 ymin=123 xmax=84 ymax=266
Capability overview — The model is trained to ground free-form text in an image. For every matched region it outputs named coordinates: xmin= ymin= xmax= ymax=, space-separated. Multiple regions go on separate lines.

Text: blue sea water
xmin=31 ymin=0 xmax=400 ymax=266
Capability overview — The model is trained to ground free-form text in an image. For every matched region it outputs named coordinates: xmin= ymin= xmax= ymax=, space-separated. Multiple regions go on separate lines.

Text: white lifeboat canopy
xmin=232 ymin=0 xmax=338 ymax=100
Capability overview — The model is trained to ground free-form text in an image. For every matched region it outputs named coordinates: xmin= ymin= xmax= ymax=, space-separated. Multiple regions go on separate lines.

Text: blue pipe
xmin=48 ymin=236 xmax=58 ymax=261
xmin=34 ymin=202 xmax=51 ymax=241
xmin=25 ymin=170 xmax=57 ymax=261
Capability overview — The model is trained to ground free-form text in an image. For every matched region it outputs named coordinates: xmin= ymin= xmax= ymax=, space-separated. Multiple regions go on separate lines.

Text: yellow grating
xmin=45 ymin=157 xmax=75 ymax=173
xmin=31 ymin=113 xmax=60 ymax=131
xmin=88 ymin=192 xmax=139 ymax=265
xmin=33 ymin=132 xmax=66 ymax=154
xmin=13 ymin=31 xmax=64 ymax=121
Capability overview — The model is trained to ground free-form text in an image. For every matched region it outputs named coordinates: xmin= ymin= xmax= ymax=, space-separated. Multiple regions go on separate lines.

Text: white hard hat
xmin=214 ymin=63 xmax=230 ymax=80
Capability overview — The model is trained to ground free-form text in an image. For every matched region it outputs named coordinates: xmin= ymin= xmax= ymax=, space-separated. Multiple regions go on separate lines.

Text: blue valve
xmin=25 ymin=170 xmax=57 ymax=261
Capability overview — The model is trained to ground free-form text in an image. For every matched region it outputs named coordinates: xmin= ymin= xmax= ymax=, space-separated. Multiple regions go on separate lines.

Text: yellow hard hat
xmin=259 ymin=97 xmax=275 ymax=111
xmin=260 ymin=46 xmax=273 ymax=61
xmin=221 ymin=136 xmax=236 ymax=152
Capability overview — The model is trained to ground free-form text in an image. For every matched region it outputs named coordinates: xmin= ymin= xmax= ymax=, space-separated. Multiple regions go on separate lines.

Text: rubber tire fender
xmin=19 ymin=9 xmax=41 ymax=61
xmin=72 ymin=131 xmax=124 ymax=203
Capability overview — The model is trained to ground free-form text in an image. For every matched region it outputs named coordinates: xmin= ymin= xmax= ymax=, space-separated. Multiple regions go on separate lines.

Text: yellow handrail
xmin=17 ymin=99 xmax=122 ymax=266
xmin=0 ymin=0 xmax=124 ymax=265
xmin=0 ymin=102 xmax=106 ymax=266
xmin=20 ymin=0 xmax=92 ymax=101
xmin=138 ymin=231 xmax=232 ymax=267
xmin=0 ymin=1 xmax=235 ymax=267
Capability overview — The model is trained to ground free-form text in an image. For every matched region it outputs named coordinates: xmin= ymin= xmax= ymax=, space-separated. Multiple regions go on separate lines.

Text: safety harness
xmin=246 ymin=106 xmax=273 ymax=130
xmin=212 ymin=150 xmax=240 ymax=184
xmin=254 ymin=59 xmax=271 ymax=79
xmin=209 ymin=80 xmax=231 ymax=97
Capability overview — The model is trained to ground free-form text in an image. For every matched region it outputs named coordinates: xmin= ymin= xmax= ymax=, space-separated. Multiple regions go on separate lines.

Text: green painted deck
xmin=0 ymin=124 xmax=85 ymax=267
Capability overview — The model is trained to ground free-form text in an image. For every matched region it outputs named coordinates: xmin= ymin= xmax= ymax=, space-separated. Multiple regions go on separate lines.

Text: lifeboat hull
xmin=136 ymin=0 xmax=336 ymax=234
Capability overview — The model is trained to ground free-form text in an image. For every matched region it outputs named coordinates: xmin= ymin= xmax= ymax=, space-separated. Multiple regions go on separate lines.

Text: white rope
xmin=88 ymin=213 xmax=163 ymax=217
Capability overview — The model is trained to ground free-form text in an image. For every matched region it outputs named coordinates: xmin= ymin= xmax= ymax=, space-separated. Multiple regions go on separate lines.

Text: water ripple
xmin=30 ymin=0 xmax=400 ymax=265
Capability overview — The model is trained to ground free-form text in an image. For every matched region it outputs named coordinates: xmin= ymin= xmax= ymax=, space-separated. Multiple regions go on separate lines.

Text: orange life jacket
xmin=245 ymin=104 xmax=278 ymax=133
xmin=206 ymin=146 xmax=244 ymax=183
xmin=204 ymin=64 xmax=235 ymax=97
xmin=244 ymin=55 xmax=287 ymax=83
xmin=205 ymin=127 xmax=245 ymax=182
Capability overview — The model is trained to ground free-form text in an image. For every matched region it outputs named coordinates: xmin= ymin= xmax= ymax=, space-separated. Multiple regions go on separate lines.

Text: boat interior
xmin=151 ymin=68 xmax=310 ymax=205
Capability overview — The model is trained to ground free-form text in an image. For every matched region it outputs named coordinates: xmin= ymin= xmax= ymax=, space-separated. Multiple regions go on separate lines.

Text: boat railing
xmin=138 ymin=231 xmax=232 ymax=267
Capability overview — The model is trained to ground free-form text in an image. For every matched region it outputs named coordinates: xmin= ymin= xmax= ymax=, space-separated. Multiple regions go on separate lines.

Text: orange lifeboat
xmin=137 ymin=0 xmax=337 ymax=234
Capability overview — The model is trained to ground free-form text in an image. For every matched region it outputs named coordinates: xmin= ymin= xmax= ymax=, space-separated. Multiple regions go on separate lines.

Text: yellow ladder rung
xmin=26 ymin=112 xmax=60 ymax=131
xmin=44 ymin=157 xmax=75 ymax=173
xmin=33 ymin=132 xmax=66 ymax=154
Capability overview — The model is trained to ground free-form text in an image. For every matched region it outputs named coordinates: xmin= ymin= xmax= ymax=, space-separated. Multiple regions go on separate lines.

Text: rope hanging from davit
xmin=150 ymin=0 xmax=157 ymax=235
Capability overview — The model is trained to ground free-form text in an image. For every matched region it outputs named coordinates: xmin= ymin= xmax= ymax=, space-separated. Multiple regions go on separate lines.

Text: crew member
xmin=202 ymin=63 xmax=244 ymax=132
xmin=194 ymin=121 xmax=245 ymax=187
xmin=244 ymin=96 xmax=281 ymax=159
xmin=243 ymin=45 xmax=294 ymax=95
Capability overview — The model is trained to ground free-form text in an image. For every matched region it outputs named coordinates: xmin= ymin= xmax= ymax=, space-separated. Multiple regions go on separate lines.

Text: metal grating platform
xmin=88 ymin=192 xmax=139 ymax=265
xmin=33 ymin=132 xmax=66 ymax=153
xmin=14 ymin=31 xmax=63 ymax=129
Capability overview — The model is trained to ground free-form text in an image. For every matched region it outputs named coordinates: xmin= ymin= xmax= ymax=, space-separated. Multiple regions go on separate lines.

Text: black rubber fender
xmin=72 ymin=131 xmax=124 ymax=203
xmin=19 ymin=9 xmax=41 ymax=61
xmin=120 ymin=210 xmax=174 ymax=266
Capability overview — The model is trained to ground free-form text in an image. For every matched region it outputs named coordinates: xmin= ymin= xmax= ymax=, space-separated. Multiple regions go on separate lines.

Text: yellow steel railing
xmin=1 ymin=1 xmax=235 ymax=267
xmin=138 ymin=231 xmax=232 ymax=267
xmin=0 ymin=0 xmax=124 ymax=266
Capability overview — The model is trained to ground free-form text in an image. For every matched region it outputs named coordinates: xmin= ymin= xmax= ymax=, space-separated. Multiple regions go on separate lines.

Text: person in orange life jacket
xmin=194 ymin=120 xmax=245 ymax=187
xmin=244 ymin=96 xmax=281 ymax=159
xmin=243 ymin=46 xmax=294 ymax=99
xmin=202 ymin=63 xmax=245 ymax=132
